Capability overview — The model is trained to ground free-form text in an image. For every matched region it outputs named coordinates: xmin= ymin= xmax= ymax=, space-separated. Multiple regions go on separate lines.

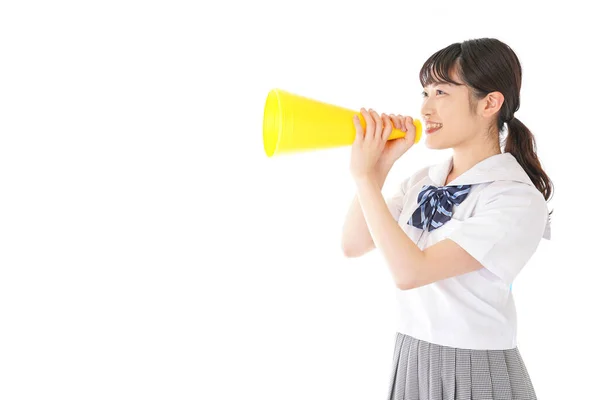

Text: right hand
xmin=376 ymin=112 xmax=417 ymax=168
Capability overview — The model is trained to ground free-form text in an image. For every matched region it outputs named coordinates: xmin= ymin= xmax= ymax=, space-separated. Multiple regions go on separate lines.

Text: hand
xmin=379 ymin=113 xmax=417 ymax=167
xmin=350 ymin=108 xmax=416 ymax=180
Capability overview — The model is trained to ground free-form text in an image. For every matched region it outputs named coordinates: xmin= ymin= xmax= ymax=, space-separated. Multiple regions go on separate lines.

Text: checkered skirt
xmin=387 ymin=332 xmax=537 ymax=399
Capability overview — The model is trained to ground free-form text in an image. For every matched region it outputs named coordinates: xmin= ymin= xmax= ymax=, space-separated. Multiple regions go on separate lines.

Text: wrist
xmin=377 ymin=157 xmax=395 ymax=172
xmin=376 ymin=160 xmax=394 ymax=179
xmin=352 ymin=171 xmax=379 ymax=184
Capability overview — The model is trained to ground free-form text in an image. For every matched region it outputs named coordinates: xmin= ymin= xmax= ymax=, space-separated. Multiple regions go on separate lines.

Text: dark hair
xmin=418 ymin=38 xmax=554 ymax=212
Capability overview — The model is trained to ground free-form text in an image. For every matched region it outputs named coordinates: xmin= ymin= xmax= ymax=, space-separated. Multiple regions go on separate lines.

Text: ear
xmin=480 ymin=91 xmax=505 ymax=118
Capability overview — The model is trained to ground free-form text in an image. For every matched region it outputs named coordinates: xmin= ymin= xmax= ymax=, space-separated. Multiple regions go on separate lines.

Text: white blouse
xmin=386 ymin=152 xmax=551 ymax=350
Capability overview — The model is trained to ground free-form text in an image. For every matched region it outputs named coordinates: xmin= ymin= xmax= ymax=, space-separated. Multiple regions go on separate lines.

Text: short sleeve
xmin=386 ymin=176 xmax=411 ymax=222
xmin=446 ymin=182 xmax=549 ymax=285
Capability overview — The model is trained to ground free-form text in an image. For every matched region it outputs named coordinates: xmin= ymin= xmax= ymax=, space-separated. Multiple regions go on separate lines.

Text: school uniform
xmin=384 ymin=152 xmax=551 ymax=400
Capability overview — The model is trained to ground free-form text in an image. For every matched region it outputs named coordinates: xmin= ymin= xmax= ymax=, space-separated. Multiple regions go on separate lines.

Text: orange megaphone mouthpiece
xmin=262 ymin=88 xmax=422 ymax=157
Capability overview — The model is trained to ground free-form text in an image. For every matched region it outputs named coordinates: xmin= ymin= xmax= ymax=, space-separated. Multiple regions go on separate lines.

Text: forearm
xmin=354 ymin=174 xmax=424 ymax=288
xmin=341 ymin=162 xmax=393 ymax=256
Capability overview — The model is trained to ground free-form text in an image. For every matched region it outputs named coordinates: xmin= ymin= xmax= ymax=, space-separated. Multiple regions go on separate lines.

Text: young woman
xmin=341 ymin=38 xmax=553 ymax=399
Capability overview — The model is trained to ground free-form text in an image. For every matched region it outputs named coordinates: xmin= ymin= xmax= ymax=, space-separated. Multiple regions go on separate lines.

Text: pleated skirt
xmin=387 ymin=332 xmax=537 ymax=400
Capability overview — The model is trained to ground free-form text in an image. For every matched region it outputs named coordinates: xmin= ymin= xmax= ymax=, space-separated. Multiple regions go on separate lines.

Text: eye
xmin=421 ymin=89 xmax=445 ymax=97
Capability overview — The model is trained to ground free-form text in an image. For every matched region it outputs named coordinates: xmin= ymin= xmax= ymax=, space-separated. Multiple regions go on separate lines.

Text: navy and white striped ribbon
xmin=407 ymin=184 xmax=472 ymax=232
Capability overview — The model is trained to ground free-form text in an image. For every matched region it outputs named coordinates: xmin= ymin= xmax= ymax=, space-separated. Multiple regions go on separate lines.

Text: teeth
xmin=426 ymin=123 xmax=443 ymax=129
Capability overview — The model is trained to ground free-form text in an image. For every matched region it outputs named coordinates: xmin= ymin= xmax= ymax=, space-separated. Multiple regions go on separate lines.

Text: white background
xmin=1 ymin=1 xmax=598 ymax=399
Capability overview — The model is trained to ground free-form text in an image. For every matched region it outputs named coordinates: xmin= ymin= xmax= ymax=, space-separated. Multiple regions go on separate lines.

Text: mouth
xmin=426 ymin=123 xmax=443 ymax=135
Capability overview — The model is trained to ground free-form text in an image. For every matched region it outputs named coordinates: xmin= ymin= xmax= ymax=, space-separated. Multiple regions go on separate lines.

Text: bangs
xmin=419 ymin=43 xmax=464 ymax=87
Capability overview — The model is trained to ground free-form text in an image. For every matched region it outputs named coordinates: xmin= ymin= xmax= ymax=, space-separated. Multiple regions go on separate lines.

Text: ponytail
xmin=503 ymin=117 xmax=554 ymax=211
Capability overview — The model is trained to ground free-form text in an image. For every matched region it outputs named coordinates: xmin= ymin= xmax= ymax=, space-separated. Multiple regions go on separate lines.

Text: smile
xmin=426 ymin=124 xmax=442 ymax=134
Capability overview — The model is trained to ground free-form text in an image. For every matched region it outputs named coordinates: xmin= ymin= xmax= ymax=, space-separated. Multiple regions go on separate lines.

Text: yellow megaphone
xmin=262 ymin=88 xmax=422 ymax=157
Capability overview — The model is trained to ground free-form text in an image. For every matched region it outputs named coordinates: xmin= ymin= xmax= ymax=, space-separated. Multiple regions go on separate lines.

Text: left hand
xmin=350 ymin=108 xmax=395 ymax=180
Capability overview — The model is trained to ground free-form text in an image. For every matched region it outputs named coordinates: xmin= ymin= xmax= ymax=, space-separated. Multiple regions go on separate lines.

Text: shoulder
xmin=473 ymin=180 xmax=549 ymax=237
xmin=478 ymin=180 xmax=547 ymax=211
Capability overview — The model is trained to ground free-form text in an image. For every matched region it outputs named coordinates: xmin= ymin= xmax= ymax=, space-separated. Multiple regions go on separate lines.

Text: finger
xmin=352 ymin=115 xmax=363 ymax=143
xmin=391 ymin=114 xmax=405 ymax=132
xmin=389 ymin=114 xmax=400 ymax=130
xmin=403 ymin=116 xmax=412 ymax=133
xmin=400 ymin=116 xmax=407 ymax=132
xmin=369 ymin=109 xmax=382 ymax=141
xmin=382 ymin=114 xmax=393 ymax=140
xmin=360 ymin=108 xmax=373 ymax=139
xmin=405 ymin=116 xmax=416 ymax=142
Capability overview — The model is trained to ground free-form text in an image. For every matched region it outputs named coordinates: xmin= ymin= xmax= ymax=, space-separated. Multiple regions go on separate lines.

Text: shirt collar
xmin=428 ymin=152 xmax=535 ymax=187
xmin=428 ymin=152 xmax=551 ymax=240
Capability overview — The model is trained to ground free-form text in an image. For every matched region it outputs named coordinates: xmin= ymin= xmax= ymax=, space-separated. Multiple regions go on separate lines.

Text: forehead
xmin=423 ymin=64 xmax=465 ymax=89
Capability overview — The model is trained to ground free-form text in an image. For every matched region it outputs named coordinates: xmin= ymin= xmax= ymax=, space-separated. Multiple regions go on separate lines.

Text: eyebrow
xmin=423 ymin=81 xmax=463 ymax=90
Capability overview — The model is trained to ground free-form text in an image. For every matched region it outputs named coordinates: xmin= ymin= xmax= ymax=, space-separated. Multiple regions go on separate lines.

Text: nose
xmin=420 ymin=98 xmax=434 ymax=121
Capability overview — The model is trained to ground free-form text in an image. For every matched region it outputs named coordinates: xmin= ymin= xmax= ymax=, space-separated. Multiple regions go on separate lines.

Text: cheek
xmin=437 ymin=102 xmax=455 ymax=120
xmin=442 ymin=105 xmax=469 ymax=127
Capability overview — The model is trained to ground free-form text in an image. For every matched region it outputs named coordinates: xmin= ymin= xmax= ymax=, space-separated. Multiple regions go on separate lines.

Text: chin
xmin=425 ymin=137 xmax=450 ymax=150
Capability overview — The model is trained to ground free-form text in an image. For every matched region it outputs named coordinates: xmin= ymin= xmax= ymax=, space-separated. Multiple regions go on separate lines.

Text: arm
xmin=341 ymin=161 xmax=393 ymax=258
xmin=355 ymin=179 xmax=549 ymax=291
xmin=353 ymin=174 xmax=424 ymax=289
xmin=418 ymin=184 xmax=549 ymax=288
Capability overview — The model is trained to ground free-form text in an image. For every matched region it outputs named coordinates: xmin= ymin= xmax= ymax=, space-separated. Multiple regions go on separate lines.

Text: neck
xmin=446 ymin=136 xmax=501 ymax=185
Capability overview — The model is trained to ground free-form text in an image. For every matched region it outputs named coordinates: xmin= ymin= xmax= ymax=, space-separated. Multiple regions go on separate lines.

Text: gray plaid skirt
xmin=388 ymin=332 xmax=537 ymax=400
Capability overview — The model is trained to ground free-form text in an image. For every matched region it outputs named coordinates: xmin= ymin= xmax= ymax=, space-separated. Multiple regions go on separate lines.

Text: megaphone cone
xmin=263 ymin=88 xmax=422 ymax=157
